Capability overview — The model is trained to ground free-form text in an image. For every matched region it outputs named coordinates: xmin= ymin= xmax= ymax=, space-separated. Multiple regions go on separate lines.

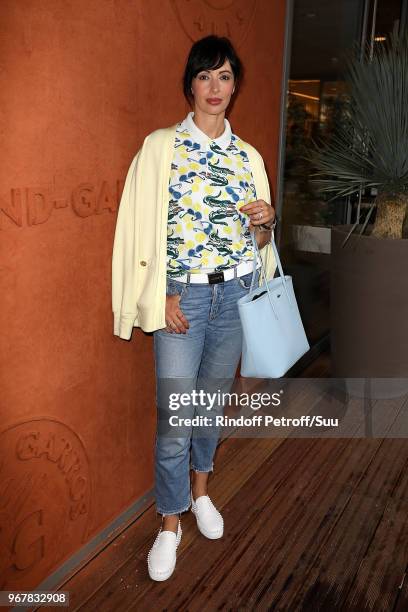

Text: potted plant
xmin=305 ymin=27 xmax=408 ymax=380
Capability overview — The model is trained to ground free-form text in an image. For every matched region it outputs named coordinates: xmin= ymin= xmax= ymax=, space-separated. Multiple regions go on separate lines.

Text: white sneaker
xmin=191 ymin=492 xmax=224 ymax=539
xmin=147 ymin=518 xmax=182 ymax=581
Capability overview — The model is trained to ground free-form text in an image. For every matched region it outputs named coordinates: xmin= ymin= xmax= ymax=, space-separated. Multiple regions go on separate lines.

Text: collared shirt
xmin=112 ymin=122 xmax=276 ymax=337
xmin=166 ymin=111 xmax=258 ymax=277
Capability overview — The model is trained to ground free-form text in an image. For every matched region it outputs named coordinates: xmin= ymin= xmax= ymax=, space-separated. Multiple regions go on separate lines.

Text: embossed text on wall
xmin=0 ymin=180 xmax=124 ymax=230
xmin=0 ymin=419 xmax=91 ymax=589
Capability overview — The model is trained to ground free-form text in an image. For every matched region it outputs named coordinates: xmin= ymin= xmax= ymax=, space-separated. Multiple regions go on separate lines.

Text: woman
xmin=112 ymin=35 xmax=276 ymax=581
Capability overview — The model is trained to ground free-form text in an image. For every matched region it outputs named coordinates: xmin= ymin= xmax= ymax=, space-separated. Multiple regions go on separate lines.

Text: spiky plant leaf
xmin=305 ymin=27 xmax=408 ymax=202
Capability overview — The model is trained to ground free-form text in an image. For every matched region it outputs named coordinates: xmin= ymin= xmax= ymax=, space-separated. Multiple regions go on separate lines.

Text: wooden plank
xmin=278 ymin=439 xmax=408 ymax=611
xmin=341 ymin=441 xmax=408 ymax=611
xmin=394 ymin=570 xmax=408 ymax=611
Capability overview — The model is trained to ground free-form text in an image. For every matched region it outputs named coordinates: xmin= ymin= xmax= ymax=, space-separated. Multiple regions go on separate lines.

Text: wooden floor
xmin=47 ymin=352 xmax=408 ymax=611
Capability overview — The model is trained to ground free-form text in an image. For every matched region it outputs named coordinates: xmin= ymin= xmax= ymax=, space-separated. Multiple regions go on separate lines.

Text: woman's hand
xmin=240 ymin=199 xmax=276 ymax=230
xmin=164 ymin=294 xmax=190 ymax=334
xmin=240 ymin=199 xmax=276 ymax=249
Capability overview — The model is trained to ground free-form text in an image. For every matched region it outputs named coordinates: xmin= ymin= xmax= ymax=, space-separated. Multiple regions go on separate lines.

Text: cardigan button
xmin=140 ymin=260 xmax=147 ymax=267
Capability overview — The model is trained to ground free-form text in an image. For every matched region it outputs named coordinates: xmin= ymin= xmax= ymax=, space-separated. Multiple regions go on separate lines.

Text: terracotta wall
xmin=0 ymin=0 xmax=287 ymax=589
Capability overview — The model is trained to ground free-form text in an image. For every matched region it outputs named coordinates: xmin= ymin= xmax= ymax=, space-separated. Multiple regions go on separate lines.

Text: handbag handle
xmin=248 ymin=229 xmax=294 ymax=309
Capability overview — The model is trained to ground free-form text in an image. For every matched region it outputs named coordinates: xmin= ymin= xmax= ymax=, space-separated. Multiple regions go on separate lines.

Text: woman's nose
xmin=210 ymin=80 xmax=219 ymax=93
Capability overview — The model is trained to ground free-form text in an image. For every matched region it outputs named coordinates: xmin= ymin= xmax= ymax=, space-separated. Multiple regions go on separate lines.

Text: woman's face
xmin=191 ymin=59 xmax=235 ymax=116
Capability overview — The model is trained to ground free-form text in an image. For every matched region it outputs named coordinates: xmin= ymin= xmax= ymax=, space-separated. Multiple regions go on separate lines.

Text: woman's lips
xmin=207 ymin=98 xmax=222 ymax=105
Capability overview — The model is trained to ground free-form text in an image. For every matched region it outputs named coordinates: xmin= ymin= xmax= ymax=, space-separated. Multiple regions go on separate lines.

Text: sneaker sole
xmin=148 ymin=561 xmax=176 ymax=581
xmin=197 ymin=523 xmax=224 ymax=539
xmin=147 ymin=527 xmax=182 ymax=581
xmin=191 ymin=508 xmax=223 ymax=539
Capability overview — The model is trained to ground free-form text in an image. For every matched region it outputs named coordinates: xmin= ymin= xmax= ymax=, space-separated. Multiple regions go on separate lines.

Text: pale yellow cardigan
xmin=112 ymin=124 xmax=277 ymax=339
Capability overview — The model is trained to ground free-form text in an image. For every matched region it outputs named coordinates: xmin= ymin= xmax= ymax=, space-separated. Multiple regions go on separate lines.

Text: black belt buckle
xmin=208 ymin=271 xmax=224 ymax=284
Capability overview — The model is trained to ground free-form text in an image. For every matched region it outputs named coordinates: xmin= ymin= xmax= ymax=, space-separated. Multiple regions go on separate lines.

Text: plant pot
xmin=292 ymin=224 xmax=331 ymax=254
xmin=331 ymin=224 xmax=408 ymax=378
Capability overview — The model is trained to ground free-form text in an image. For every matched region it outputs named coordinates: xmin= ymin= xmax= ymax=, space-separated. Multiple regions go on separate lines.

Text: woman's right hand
xmin=164 ymin=294 xmax=190 ymax=334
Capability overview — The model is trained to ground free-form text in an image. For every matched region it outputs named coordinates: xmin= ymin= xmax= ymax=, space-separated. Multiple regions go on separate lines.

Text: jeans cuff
xmin=191 ymin=463 xmax=214 ymax=473
xmin=156 ymin=500 xmax=191 ymax=516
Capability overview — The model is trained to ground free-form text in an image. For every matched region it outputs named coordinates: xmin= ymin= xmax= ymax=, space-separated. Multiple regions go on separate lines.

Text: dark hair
xmin=182 ymin=35 xmax=243 ymax=106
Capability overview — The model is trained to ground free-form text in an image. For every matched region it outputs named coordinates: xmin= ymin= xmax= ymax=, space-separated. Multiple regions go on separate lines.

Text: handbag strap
xmin=248 ymin=230 xmax=294 ymax=308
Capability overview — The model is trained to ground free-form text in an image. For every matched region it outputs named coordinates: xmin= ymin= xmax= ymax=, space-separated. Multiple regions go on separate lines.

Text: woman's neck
xmin=191 ymin=108 xmax=225 ymax=140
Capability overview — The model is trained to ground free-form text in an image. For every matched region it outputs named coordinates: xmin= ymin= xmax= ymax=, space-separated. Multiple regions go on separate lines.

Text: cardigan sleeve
xmin=243 ymin=143 xmax=277 ymax=282
xmin=111 ymin=149 xmax=141 ymax=340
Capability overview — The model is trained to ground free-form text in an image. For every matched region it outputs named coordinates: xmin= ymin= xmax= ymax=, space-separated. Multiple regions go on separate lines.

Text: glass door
xmin=276 ymin=0 xmax=406 ymax=348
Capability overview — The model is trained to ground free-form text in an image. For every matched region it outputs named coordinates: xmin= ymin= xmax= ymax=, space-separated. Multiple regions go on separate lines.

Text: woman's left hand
xmin=240 ymin=199 xmax=276 ymax=231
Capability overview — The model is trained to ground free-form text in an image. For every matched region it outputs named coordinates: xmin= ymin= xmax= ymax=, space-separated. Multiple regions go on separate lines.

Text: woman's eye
xmin=197 ymin=74 xmax=231 ymax=81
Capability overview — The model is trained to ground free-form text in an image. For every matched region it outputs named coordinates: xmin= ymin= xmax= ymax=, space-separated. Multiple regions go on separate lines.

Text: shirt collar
xmin=182 ymin=111 xmax=232 ymax=150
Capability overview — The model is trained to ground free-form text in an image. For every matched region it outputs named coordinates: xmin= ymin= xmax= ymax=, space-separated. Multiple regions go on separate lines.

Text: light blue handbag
xmin=237 ymin=231 xmax=310 ymax=378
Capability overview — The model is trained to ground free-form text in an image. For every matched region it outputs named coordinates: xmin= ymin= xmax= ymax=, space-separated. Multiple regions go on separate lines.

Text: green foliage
xmin=305 ymin=27 xmax=408 ymax=202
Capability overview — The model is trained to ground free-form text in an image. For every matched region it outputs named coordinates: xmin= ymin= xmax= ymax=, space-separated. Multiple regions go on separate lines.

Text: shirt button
xmin=140 ymin=260 xmax=147 ymax=267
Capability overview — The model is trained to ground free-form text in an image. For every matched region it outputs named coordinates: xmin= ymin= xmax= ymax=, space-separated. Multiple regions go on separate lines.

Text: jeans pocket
xmin=166 ymin=277 xmax=189 ymax=300
xmin=239 ymin=270 xmax=257 ymax=290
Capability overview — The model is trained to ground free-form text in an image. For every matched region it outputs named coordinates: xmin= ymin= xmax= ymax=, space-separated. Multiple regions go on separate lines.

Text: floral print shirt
xmin=166 ymin=111 xmax=258 ymax=278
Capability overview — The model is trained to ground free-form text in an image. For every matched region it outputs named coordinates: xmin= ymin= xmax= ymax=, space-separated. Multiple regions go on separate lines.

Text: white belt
xmin=173 ymin=259 xmax=261 ymax=284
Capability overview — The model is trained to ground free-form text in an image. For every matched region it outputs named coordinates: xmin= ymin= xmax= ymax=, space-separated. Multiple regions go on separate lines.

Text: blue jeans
xmin=153 ymin=268 xmax=260 ymax=515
